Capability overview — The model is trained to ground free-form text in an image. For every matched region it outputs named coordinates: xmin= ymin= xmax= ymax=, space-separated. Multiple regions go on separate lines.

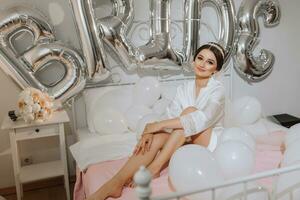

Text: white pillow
xmin=69 ymin=132 xmax=137 ymax=170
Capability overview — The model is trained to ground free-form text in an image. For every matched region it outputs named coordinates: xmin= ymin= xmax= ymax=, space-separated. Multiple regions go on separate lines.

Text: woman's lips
xmin=196 ymin=66 xmax=206 ymax=72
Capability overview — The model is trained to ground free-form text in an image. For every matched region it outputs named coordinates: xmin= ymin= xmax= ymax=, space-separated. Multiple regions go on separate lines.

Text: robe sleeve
xmin=179 ymin=86 xmax=225 ymax=137
xmin=166 ymin=85 xmax=184 ymax=118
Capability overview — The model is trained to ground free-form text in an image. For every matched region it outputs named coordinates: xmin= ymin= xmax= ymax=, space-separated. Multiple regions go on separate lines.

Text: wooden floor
xmin=2 ymin=183 xmax=74 ymax=200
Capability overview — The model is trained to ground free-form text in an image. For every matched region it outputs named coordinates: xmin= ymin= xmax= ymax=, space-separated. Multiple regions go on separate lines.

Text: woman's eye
xmin=197 ymin=57 xmax=203 ymax=60
xmin=208 ymin=61 xmax=214 ymax=65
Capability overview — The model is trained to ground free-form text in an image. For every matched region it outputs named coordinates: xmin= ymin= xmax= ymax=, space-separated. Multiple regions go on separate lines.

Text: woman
xmin=87 ymin=42 xmax=226 ymax=200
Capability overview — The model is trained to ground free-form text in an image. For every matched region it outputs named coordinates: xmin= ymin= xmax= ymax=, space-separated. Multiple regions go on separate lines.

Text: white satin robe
xmin=166 ymin=77 xmax=225 ymax=152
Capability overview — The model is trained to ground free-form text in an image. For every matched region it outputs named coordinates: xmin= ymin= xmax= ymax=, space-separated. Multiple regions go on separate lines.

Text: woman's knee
xmin=180 ymin=106 xmax=198 ymax=116
xmin=170 ymin=129 xmax=186 ymax=144
xmin=191 ymin=128 xmax=213 ymax=147
xmin=151 ymin=133 xmax=170 ymax=149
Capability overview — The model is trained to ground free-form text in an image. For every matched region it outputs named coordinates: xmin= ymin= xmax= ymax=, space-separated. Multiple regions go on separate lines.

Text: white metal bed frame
xmin=134 ymin=163 xmax=300 ymax=200
xmin=70 ymin=77 xmax=300 ymax=200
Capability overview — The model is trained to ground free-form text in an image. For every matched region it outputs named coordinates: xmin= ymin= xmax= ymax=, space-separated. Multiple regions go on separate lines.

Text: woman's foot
xmin=147 ymin=163 xmax=161 ymax=179
xmin=125 ymin=165 xmax=161 ymax=188
xmin=86 ymin=179 xmax=123 ymax=200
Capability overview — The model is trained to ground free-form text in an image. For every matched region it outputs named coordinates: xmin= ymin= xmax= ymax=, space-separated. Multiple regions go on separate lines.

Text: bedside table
xmin=1 ymin=110 xmax=70 ymax=200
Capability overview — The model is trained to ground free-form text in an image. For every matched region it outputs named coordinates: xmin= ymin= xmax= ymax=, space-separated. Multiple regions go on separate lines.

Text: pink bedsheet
xmin=73 ymin=131 xmax=286 ymax=200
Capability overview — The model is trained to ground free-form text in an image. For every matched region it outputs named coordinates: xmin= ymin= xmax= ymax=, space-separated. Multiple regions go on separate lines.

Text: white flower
xmin=18 ymin=87 xmax=54 ymax=123
xmin=24 ymin=95 xmax=34 ymax=105
xmin=24 ymin=105 xmax=33 ymax=114
xmin=32 ymin=103 xmax=41 ymax=113
xmin=23 ymin=113 xmax=34 ymax=123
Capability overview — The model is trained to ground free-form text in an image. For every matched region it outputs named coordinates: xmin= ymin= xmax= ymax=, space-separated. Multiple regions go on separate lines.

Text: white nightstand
xmin=1 ymin=110 xmax=70 ymax=200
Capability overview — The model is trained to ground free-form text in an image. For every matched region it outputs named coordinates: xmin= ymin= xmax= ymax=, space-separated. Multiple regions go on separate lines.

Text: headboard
xmin=71 ymin=74 xmax=232 ymax=134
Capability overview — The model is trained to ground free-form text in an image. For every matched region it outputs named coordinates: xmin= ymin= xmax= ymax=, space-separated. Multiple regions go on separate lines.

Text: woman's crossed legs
xmin=86 ymin=106 xmax=212 ymax=200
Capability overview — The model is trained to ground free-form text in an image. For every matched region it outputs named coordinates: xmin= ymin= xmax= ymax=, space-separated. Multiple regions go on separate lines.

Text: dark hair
xmin=193 ymin=42 xmax=225 ymax=71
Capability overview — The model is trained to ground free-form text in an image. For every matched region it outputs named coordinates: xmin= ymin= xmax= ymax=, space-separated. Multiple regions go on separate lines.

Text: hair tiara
xmin=208 ymin=42 xmax=225 ymax=59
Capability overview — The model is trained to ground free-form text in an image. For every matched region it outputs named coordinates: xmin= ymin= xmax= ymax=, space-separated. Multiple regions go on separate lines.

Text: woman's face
xmin=193 ymin=48 xmax=218 ymax=78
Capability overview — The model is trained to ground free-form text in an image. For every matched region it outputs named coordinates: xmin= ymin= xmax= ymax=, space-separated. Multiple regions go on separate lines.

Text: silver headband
xmin=208 ymin=42 xmax=225 ymax=59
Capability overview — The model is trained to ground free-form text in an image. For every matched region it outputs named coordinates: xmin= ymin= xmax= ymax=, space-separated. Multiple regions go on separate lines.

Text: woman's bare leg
xmin=86 ymin=133 xmax=169 ymax=200
xmin=146 ymin=129 xmax=186 ymax=178
xmin=146 ymin=106 xmax=199 ymax=178
xmin=191 ymin=127 xmax=213 ymax=147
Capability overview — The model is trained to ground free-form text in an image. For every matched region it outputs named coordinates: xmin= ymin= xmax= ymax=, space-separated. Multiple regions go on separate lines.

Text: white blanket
xmin=70 ymin=132 xmax=137 ymax=171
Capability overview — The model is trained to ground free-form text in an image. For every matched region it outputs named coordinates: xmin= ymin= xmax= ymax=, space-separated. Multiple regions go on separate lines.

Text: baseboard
xmin=0 ymin=175 xmax=76 ymax=196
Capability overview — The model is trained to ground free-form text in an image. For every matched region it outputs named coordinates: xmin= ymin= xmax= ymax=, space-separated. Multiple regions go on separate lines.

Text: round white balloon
xmin=232 ymin=96 xmax=262 ymax=125
xmin=133 ymin=77 xmax=161 ymax=107
xmin=285 ymin=123 xmax=300 ymax=148
xmin=93 ymin=108 xmax=128 ymax=135
xmin=94 ymin=88 xmax=132 ymax=114
xmin=152 ymin=97 xmax=171 ymax=115
xmin=220 ymin=127 xmax=256 ymax=151
xmin=125 ymin=105 xmax=152 ymax=131
xmin=136 ymin=113 xmax=161 ymax=140
xmin=169 ymin=145 xmax=224 ymax=200
xmin=214 ymin=141 xmax=255 ymax=180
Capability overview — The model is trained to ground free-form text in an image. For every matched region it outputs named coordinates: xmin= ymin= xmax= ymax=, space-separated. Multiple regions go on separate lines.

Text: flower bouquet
xmin=18 ymin=87 xmax=54 ymax=123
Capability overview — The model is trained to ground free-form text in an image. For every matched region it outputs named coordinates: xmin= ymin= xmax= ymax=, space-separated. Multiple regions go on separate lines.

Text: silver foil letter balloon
xmin=69 ymin=0 xmax=110 ymax=81
xmin=233 ymin=0 xmax=280 ymax=82
xmin=182 ymin=0 xmax=236 ymax=70
xmin=136 ymin=0 xmax=184 ymax=70
xmin=0 ymin=6 xmax=54 ymax=91
xmin=22 ymin=43 xmax=86 ymax=102
xmin=0 ymin=6 xmax=86 ymax=103
xmin=96 ymin=0 xmax=138 ymax=72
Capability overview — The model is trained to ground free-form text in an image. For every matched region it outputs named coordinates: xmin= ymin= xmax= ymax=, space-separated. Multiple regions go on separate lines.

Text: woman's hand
xmin=143 ymin=122 xmax=162 ymax=135
xmin=133 ymin=122 xmax=163 ymax=155
xmin=133 ymin=133 xmax=153 ymax=155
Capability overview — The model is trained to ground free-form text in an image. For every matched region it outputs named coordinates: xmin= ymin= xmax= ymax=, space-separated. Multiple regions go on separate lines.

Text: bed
xmin=69 ymin=78 xmax=300 ymax=200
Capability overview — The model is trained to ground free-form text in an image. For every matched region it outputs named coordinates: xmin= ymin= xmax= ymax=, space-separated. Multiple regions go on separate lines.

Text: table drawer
xmin=15 ymin=124 xmax=59 ymax=141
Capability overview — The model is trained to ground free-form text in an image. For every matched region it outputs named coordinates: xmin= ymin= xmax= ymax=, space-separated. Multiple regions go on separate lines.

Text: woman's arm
xmin=179 ymin=87 xmax=225 ymax=137
xmin=142 ymin=118 xmax=183 ymax=135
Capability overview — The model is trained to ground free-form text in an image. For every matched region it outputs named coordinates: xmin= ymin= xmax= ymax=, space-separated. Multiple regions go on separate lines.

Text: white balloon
xmin=125 ymin=105 xmax=152 ymax=131
xmin=232 ymin=96 xmax=262 ymax=125
xmin=94 ymin=88 xmax=133 ymax=114
xmin=275 ymin=161 xmax=300 ymax=200
xmin=220 ymin=127 xmax=256 ymax=151
xmin=136 ymin=113 xmax=161 ymax=140
xmin=285 ymin=123 xmax=300 ymax=148
xmin=93 ymin=108 xmax=128 ymax=135
xmin=133 ymin=77 xmax=161 ymax=107
xmin=152 ymin=98 xmax=171 ymax=115
xmin=214 ymin=141 xmax=255 ymax=180
xmin=169 ymin=145 xmax=224 ymax=200
xmin=217 ymin=182 xmax=268 ymax=200
xmin=281 ymin=141 xmax=300 ymax=167
xmin=161 ymin=84 xmax=178 ymax=100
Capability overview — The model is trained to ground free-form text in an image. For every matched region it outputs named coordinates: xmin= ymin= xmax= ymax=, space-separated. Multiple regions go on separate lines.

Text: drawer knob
xmin=35 ymin=128 xmax=40 ymax=133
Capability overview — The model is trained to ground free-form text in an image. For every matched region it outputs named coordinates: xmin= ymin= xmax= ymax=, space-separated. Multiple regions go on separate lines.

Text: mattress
xmin=75 ymin=127 xmax=97 ymax=142
xmin=73 ymin=130 xmax=287 ymax=200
